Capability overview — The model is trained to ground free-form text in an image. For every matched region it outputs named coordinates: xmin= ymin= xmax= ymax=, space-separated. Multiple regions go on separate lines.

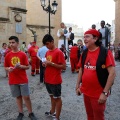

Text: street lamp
xmin=106 ymin=23 xmax=111 ymax=49
xmin=40 ymin=0 xmax=58 ymax=35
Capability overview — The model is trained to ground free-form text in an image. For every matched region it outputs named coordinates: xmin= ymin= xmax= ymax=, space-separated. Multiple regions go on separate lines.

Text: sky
xmin=62 ymin=0 xmax=115 ymax=31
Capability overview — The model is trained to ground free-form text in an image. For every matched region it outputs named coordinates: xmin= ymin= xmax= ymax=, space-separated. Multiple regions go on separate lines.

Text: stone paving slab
xmin=0 ymin=62 xmax=120 ymax=120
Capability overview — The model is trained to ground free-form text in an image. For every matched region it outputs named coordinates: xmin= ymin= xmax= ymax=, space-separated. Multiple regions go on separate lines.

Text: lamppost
xmin=40 ymin=0 xmax=58 ymax=35
xmin=106 ymin=23 xmax=111 ymax=49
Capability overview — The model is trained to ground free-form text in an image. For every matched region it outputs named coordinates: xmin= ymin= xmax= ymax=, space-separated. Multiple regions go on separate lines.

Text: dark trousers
xmin=68 ymin=40 xmax=73 ymax=46
xmin=40 ymin=61 xmax=45 ymax=83
xmin=118 ymin=50 xmax=120 ymax=60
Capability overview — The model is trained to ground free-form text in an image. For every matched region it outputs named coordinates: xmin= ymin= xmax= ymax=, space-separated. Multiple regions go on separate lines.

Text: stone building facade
xmin=0 ymin=0 xmax=27 ymax=46
xmin=0 ymin=0 xmax=62 ymax=47
xmin=114 ymin=0 xmax=120 ymax=45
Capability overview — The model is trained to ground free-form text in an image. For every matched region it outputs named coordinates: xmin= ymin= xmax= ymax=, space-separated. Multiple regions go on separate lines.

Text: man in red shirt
xmin=4 ymin=36 xmax=37 ymax=120
xmin=42 ymin=34 xmax=66 ymax=120
xmin=76 ymin=29 xmax=116 ymax=120
xmin=28 ymin=41 xmax=39 ymax=76
xmin=70 ymin=43 xmax=79 ymax=73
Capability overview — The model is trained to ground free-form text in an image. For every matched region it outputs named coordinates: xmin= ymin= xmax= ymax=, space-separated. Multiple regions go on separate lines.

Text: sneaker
xmin=16 ymin=113 xmax=24 ymax=120
xmin=61 ymin=70 xmax=65 ymax=73
xmin=53 ymin=117 xmax=60 ymax=120
xmin=31 ymin=74 xmax=35 ymax=76
xmin=45 ymin=111 xmax=56 ymax=117
xmin=29 ymin=113 xmax=37 ymax=120
xmin=72 ymin=71 xmax=75 ymax=73
xmin=36 ymin=73 xmax=39 ymax=74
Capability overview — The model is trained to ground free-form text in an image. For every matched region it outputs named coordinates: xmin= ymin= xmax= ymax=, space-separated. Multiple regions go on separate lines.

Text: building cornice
xmin=27 ymin=24 xmax=54 ymax=29
xmin=0 ymin=17 xmax=9 ymax=22
xmin=10 ymin=7 xmax=27 ymax=13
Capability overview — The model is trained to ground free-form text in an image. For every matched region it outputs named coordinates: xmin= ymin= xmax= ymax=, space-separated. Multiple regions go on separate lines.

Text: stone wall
xmin=114 ymin=0 xmax=120 ymax=46
xmin=0 ymin=0 xmax=27 ymax=46
xmin=0 ymin=0 xmax=62 ymax=47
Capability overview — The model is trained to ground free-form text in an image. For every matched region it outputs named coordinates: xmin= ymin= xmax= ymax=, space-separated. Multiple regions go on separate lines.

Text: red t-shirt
xmin=28 ymin=46 xmax=39 ymax=56
xmin=45 ymin=48 xmax=66 ymax=84
xmin=4 ymin=48 xmax=11 ymax=57
xmin=78 ymin=47 xmax=115 ymax=98
xmin=4 ymin=51 xmax=29 ymax=85
xmin=70 ymin=46 xmax=78 ymax=59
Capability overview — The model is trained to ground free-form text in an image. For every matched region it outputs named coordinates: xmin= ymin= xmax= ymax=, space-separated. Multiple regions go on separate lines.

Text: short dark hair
xmin=9 ymin=36 xmax=19 ymax=43
xmin=93 ymin=32 xmax=102 ymax=46
xmin=2 ymin=43 xmax=7 ymax=47
xmin=73 ymin=43 xmax=77 ymax=46
xmin=92 ymin=24 xmax=96 ymax=29
xmin=101 ymin=20 xmax=105 ymax=24
xmin=42 ymin=34 xmax=54 ymax=45
xmin=22 ymin=42 xmax=26 ymax=44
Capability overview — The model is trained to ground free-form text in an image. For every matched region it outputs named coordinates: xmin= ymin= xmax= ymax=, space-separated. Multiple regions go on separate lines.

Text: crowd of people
xmin=0 ymin=20 xmax=117 ymax=120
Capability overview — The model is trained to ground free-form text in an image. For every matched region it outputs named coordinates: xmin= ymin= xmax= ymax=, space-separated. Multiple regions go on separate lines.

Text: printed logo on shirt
xmin=47 ymin=55 xmax=52 ymax=62
xmin=11 ymin=57 xmax=20 ymax=66
xmin=101 ymin=64 xmax=106 ymax=69
xmin=34 ymin=49 xmax=38 ymax=52
xmin=84 ymin=60 xmax=96 ymax=70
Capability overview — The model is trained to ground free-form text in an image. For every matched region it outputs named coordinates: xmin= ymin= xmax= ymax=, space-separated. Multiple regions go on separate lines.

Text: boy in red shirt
xmin=42 ymin=34 xmax=66 ymax=120
xmin=4 ymin=36 xmax=37 ymax=120
xmin=76 ymin=29 xmax=115 ymax=120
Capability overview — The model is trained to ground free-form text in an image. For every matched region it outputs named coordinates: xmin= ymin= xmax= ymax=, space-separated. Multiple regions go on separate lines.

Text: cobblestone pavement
xmin=0 ymin=62 xmax=120 ymax=120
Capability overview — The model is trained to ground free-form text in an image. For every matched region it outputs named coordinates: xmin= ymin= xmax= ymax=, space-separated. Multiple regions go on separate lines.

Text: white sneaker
xmin=45 ymin=111 xmax=56 ymax=117
xmin=53 ymin=117 xmax=60 ymax=120
xmin=53 ymin=118 xmax=58 ymax=120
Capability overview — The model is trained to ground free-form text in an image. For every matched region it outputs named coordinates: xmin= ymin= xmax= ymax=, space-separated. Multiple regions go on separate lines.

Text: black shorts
xmin=45 ymin=83 xmax=61 ymax=98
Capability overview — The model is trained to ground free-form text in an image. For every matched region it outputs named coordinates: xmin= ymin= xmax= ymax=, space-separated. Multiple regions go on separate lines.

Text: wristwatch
xmin=102 ymin=91 xmax=108 ymax=96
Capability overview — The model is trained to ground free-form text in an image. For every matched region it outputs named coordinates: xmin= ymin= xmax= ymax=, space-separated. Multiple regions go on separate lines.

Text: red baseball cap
xmin=84 ymin=29 xmax=100 ymax=37
xmin=31 ymin=41 xmax=36 ymax=44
